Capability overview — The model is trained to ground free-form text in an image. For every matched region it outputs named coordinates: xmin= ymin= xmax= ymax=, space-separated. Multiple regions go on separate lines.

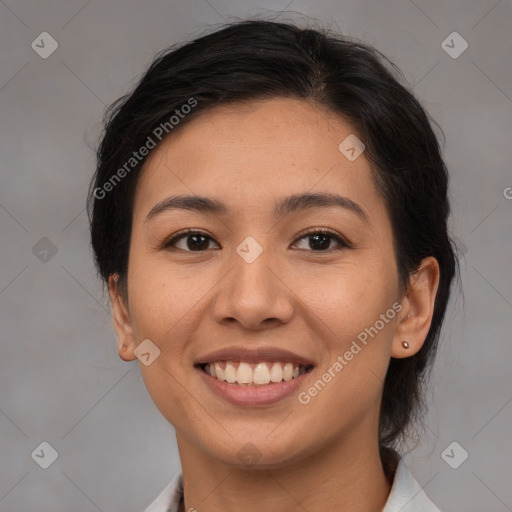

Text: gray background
xmin=1 ymin=1 xmax=511 ymax=511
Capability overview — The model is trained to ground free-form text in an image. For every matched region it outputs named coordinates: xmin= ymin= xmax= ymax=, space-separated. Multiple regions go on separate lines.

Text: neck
xmin=176 ymin=430 xmax=393 ymax=512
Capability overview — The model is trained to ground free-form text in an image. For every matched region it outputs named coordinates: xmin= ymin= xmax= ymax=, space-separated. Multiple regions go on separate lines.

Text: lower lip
xmin=197 ymin=366 xmax=312 ymax=406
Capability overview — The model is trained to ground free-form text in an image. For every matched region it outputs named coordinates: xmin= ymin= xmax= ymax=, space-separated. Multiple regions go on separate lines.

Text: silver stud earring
xmin=402 ymin=341 xmax=410 ymax=349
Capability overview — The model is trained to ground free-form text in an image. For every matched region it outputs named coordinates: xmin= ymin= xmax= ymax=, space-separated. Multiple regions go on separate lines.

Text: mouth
xmin=196 ymin=361 xmax=315 ymax=386
xmin=193 ymin=347 xmax=316 ymax=406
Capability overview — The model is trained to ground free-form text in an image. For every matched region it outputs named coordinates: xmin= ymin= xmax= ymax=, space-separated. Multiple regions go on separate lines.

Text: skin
xmin=108 ymin=97 xmax=440 ymax=511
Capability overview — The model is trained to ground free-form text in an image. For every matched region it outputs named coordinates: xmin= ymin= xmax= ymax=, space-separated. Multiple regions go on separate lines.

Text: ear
xmin=108 ymin=274 xmax=137 ymax=362
xmin=391 ymin=256 xmax=440 ymax=359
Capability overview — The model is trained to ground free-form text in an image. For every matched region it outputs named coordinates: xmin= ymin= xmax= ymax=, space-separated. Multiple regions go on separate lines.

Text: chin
xmin=202 ymin=433 xmax=311 ymax=470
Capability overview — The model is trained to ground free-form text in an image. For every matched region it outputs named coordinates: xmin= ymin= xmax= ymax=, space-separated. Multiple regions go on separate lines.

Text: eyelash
xmin=162 ymin=227 xmax=352 ymax=253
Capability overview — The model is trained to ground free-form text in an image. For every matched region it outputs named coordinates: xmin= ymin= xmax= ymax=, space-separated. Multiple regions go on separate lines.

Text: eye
xmin=163 ymin=229 xmax=220 ymax=252
xmin=163 ymin=227 xmax=351 ymax=253
xmin=292 ymin=228 xmax=351 ymax=252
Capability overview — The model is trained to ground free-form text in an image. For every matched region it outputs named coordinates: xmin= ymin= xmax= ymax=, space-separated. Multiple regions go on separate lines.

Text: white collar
xmin=143 ymin=457 xmax=441 ymax=512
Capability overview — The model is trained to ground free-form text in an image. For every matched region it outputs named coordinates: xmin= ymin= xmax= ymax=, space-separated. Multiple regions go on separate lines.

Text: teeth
xmin=237 ymin=362 xmax=252 ymax=384
xmin=283 ymin=363 xmax=293 ymax=381
xmin=253 ymin=363 xmax=270 ymax=385
xmin=203 ymin=361 xmax=308 ymax=386
xmin=270 ymin=362 xmax=283 ymax=382
xmin=225 ymin=362 xmax=237 ymax=383
xmin=214 ymin=362 xmax=225 ymax=381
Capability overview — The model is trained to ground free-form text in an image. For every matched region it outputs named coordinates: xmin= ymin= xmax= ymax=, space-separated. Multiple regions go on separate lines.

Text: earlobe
xmin=391 ymin=257 xmax=440 ymax=359
xmin=108 ymin=273 xmax=137 ymax=362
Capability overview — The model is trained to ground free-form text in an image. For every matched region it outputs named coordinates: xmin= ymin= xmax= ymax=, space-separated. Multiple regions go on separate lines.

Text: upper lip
xmin=194 ymin=346 xmax=316 ymax=367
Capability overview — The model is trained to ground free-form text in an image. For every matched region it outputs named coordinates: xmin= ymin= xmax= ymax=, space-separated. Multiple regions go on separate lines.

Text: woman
xmin=87 ymin=19 xmax=458 ymax=512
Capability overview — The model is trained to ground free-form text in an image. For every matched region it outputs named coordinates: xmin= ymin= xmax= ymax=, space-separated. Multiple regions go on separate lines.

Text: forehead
xmin=134 ymin=97 xmax=383 ymax=219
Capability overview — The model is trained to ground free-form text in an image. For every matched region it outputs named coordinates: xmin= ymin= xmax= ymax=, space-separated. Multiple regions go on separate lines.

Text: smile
xmin=196 ymin=361 xmax=315 ymax=406
xmin=200 ymin=361 xmax=314 ymax=386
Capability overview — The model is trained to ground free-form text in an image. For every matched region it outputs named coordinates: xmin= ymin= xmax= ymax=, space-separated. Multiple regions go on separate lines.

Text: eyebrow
xmin=144 ymin=192 xmax=369 ymax=224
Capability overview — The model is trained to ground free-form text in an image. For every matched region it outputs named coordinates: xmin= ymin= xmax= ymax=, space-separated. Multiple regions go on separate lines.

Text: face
xmin=110 ymin=97 xmax=436 ymax=469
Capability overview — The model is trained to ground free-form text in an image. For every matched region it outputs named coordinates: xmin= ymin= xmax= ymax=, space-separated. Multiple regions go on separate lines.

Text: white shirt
xmin=143 ymin=457 xmax=441 ymax=512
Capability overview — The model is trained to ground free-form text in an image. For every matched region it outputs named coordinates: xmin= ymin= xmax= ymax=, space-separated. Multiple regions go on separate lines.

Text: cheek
xmin=295 ymin=257 xmax=398 ymax=342
xmin=128 ymin=264 xmax=203 ymax=424
xmin=126 ymin=258 xmax=192 ymax=348
xmin=295 ymin=258 xmax=398 ymax=418
xmin=300 ymin=269 xmax=397 ymax=424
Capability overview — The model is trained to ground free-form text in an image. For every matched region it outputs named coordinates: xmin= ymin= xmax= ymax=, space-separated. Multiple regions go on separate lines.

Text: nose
xmin=211 ymin=240 xmax=294 ymax=330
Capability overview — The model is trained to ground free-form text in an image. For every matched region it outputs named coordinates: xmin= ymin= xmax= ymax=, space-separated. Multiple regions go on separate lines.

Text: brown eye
xmin=292 ymin=228 xmax=351 ymax=252
xmin=163 ymin=228 xmax=350 ymax=253
xmin=164 ymin=230 xmax=220 ymax=252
